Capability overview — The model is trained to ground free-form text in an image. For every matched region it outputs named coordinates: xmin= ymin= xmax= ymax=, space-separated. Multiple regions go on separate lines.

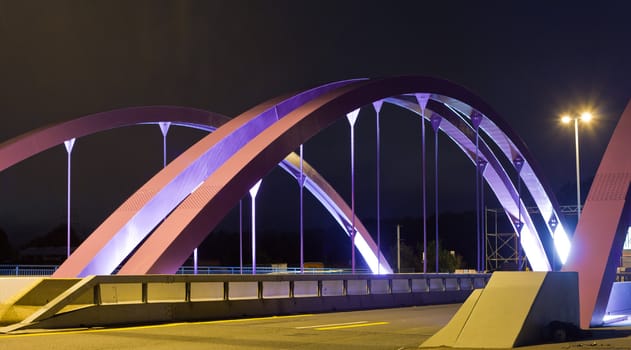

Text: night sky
xmin=1 ymin=1 xmax=630 ymax=264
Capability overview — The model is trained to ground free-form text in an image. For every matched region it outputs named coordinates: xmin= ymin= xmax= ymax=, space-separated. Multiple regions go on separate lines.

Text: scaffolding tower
xmin=485 ymin=205 xmax=579 ymax=271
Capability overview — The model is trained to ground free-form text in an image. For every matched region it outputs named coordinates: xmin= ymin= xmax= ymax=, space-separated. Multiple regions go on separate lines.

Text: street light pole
xmin=573 ymin=118 xmax=581 ymax=219
xmin=562 ymin=112 xmax=592 ymax=219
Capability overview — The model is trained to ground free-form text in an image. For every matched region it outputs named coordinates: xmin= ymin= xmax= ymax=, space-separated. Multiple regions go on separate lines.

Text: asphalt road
xmin=0 ymin=304 xmax=456 ymax=350
xmin=2 ymin=304 xmax=631 ymax=350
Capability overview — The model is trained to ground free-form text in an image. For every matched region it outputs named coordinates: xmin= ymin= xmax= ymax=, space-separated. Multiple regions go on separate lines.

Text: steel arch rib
xmin=563 ymin=100 xmax=631 ymax=327
xmin=385 ymin=96 xmax=549 ymax=271
xmin=279 ymin=153 xmax=391 ymax=273
xmin=52 ymin=79 xmax=388 ymax=277
xmin=0 ymin=106 xmax=229 ymax=172
xmin=117 ymin=76 xmax=560 ymax=274
xmin=0 ymin=100 xmax=390 ymax=274
xmin=434 ymin=96 xmax=570 ymax=263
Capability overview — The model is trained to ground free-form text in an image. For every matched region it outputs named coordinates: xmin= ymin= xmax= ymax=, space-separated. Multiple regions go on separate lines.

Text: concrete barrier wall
xmin=190 ymin=282 xmax=224 ymax=301
xmin=0 ymin=278 xmax=43 ymax=302
xmin=1 ymin=273 xmax=490 ymax=331
xmin=293 ymin=281 xmax=318 ymax=297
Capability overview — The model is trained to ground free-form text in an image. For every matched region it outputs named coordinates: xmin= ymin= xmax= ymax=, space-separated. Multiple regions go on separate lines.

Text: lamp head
xmin=561 ymin=115 xmax=572 ymax=124
xmin=580 ymin=112 xmax=593 ymax=122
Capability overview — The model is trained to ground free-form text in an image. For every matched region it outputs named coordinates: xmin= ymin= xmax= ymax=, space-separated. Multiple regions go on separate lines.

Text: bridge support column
xmin=249 ymin=179 xmax=263 ymax=275
xmin=298 ymin=144 xmax=305 ymax=274
xmin=64 ymin=138 xmax=76 ymax=258
xmin=430 ymin=114 xmax=442 ymax=272
xmin=373 ymin=101 xmax=383 ymax=274
xmin=346 ymin=109 xmax=360 ymax=273
xmin=415 ymin=94 xmax=430 ymax=273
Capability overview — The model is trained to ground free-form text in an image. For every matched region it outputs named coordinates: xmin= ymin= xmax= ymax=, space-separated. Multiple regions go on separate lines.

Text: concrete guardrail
xmin=1 ymin=273 xmax=490 ymax=332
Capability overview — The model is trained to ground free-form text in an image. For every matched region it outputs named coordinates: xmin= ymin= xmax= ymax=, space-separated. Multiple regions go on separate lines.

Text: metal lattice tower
xmin=485 ymin=205 xmax=579 ymax=271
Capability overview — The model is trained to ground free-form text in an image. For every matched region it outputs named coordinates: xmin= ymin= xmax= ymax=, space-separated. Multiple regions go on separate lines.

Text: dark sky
xmin=1 ymin=1 xmax=630 ymax=248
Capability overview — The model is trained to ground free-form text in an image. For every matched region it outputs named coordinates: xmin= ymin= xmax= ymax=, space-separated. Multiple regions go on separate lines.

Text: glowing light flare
xmin=518 ymin=224 xmax=551 ymax=271
xmin=353 ymin=230 xmax=393 ymax=274
xmin=190 ymin=181 xmax=204 ymax=194
xmin=561 ymin=112 xmax=594 ymax=124
xmin=602 ymin=314 xmax=631 ymax=326
xmin=553 ymin=226 xmax=571 ymax=264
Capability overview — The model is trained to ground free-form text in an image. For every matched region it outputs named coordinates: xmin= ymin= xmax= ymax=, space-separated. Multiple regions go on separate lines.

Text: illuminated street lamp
xmin=561 ymin=112 xmax=592 ymax=218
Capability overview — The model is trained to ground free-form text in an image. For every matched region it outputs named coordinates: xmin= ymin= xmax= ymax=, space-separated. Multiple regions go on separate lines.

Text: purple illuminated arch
xmin=113 ymin=76 xmax=565 ymax=274
xmin=0 ymin=100 xmax=391 ymax=275
xmin=0 ymin=106 xmax=228 ymax=172
xmin=385 ymin=96 xmax=552 ymax=271
xmin=51 ymin=79 xmax=396 ymax=276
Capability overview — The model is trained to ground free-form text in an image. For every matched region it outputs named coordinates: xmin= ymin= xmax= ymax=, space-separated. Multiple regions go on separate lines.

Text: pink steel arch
xmin=563 ymin=100 xmax=631 ymax=328
xmin=1 ymin=76 xmax=566 ymax=278
xmin=0 ymin=100 xmax=391 ymax=274
xmin=114 ymin=76 xmax=565 ymax=274
xmin=52 ymin=79 xmax=395 ymax=277
xmin=0 ymin=106 xmax=229 ymax=172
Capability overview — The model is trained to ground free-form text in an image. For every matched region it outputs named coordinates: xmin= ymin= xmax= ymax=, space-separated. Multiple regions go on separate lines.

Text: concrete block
xmin=190 ymin=282 xmax=224 ymax=301
xmin=421 ymin=271 xmax=579 ymax=348
xmin=321 ymin=280 xmax=344 ymax=296
xmin=293 ymin=281 xmax=318 ymax=297
xmin=392 ymin=279 xmax=410 ymax=293
xmin=0 ymin=277 xmax=42 ymax=302
xmin=148 ymin=282 xmax=185 ymax=302
xmin=100 ymin=283 xmax=142 ymax=304
xmin=347 ymin=280 xmax=368 ymax=295
xmin=262 ymin=281 xmax=289 ymax=299
xmin=370 ymin=279 xmax=390 ymax=294
xmin=228 ymin=282 xmax=258 ymax=300
xmin=411 ymin=278 xmax=428 ymax=292
xmin=421 ymin=289 xmax=482 ymax=348
xmin=445 ymin=277 xmax=459 ymax=291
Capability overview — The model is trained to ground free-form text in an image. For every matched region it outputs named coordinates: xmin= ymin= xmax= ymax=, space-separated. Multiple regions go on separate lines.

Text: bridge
xmin=0 ymin=76 xmax=629 ymax=339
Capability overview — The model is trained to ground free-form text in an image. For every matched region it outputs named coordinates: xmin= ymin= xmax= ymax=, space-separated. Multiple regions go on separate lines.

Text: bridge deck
xmin=2 ymin=305 xmax=631 ymax=350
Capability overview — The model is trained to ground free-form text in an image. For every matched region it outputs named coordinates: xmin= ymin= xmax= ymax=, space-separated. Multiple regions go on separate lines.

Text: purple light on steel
xmin=0 ymin=104 xmax=391 ymax=276
xmin=0 ymin=105 xmax=228 ymax=276
xmin=513 ymin=156 xmax=525 ymax=269
xmin=347 ymin=109 xmax=360 ymax=273
xmin=386 ymin=96 xmax=551 ymax=271
xmin=278 ymin=153 xmax=393 ymax=274
xmin=115 ymin=76 xmax=552 ymax=275
xmin=64 ymin=138 xmax=76 ymax=258
xmin=477 ymin=159 xmax=488 ymax=270
xmin=373 ymin=100 xmax=383 ymax=275
xmin=159 ymin=122 xmax=171 ymax=168
xmin=239 ymin=199 xmax=243 ymax=274
xmin=472 ymin=111 xmax=483 ymax=271
xmin=563 ymin=100 xmax=631 ymax=328
xmin=1 ymin=76 xmax=565 ymax=277
xmin=52 ymin=79 xmax=361 ymax=277
xmin=0 ymin=106 xmax=228 ymax=173
xmin=415 ymin=94 xmax=430 ymax=273
xmin=249 ymin=179 xmax=262 ymax=275
xmin=431 ymin=113 xmax=442 ymax=272
xmin=299 ymin=144 xmax=305 ymax=273
xmin=434 ymin=94 xmax=570 ymax=265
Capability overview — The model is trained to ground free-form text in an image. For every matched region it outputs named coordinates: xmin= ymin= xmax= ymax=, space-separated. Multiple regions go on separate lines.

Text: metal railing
xmin=0 ymin=265 xmax=58 ymax=276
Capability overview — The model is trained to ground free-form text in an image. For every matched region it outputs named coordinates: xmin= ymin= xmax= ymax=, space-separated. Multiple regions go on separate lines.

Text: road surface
xmin=2 ymin=304 xmax=631 ymax=350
